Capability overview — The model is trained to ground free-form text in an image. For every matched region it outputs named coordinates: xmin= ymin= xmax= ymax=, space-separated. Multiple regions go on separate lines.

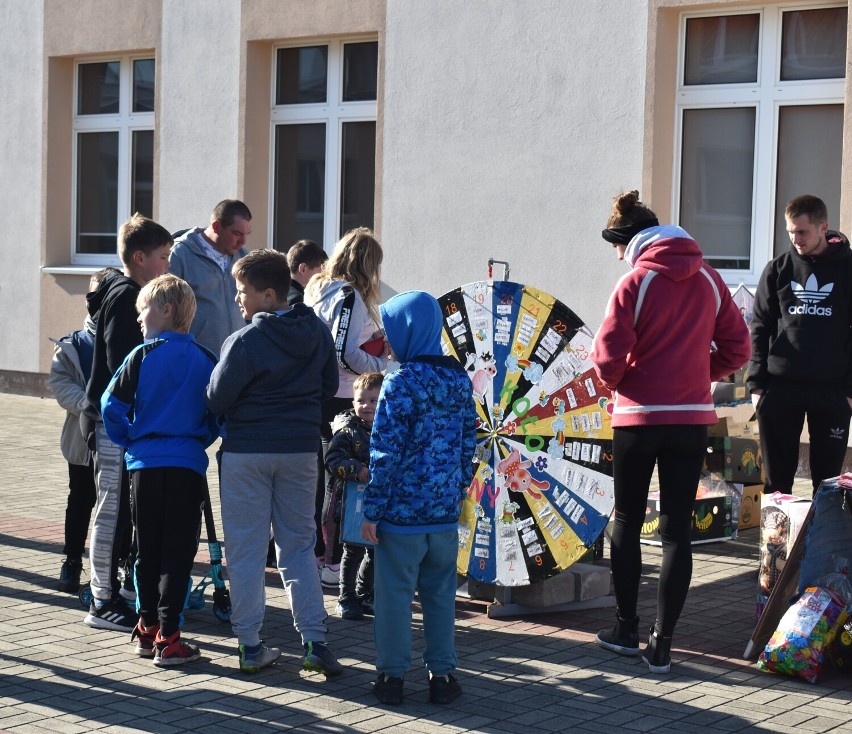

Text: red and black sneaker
xmin=131 ymin=621 xmax=159 ymax=658
xmin=153 ymin=630 xmax=201 ymax=667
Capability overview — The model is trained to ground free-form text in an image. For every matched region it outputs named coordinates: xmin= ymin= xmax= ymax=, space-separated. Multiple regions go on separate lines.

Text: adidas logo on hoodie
xmin=788 ymin=274 xmax=833 ymax=316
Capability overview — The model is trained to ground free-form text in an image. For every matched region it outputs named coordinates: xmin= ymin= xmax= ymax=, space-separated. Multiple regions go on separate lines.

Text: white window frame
xmin=673 ymin=3 xmax=845 ymax=285
xmin=269 ymin=36 xmax=378 ymax=251
xmin=71 ymin=54 xmax=155 ymax=266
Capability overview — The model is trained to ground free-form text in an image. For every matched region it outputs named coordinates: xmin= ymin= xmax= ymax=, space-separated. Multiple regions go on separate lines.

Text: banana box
xmin=640 ymin=493 xmax=734 ymax=545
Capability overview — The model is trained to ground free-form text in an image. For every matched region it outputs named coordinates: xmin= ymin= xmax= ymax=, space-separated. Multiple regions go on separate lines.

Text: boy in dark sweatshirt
xmin=83 ymin=214 xmax=172 ymax=633
xmin=206 ymin=248 xmax=343 ymax=675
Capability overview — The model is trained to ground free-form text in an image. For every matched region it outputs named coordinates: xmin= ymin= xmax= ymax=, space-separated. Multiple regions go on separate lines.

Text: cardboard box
xmin=705 ymin=436 xmax=764 ymax=484
xmin=712 ymin=365 xmax=750 ymax=406
xmin=737 ymin=484 xmax=762 ymax=530
xmin=707 ymin=417 xmax=759 ymax=439
xmin=641 ymin=494 xmax=734 ymax=545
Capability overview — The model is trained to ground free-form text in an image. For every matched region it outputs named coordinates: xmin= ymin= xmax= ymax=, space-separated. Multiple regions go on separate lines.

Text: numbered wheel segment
xmin=439 ymin=281 xmax=615 ymax=586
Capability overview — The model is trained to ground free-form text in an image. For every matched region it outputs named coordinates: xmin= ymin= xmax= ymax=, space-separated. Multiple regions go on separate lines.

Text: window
xmin=271 ymin=39 xmax=378 ymax=251
xmin=73 ymin=56 xmax=155 ymax=262
xmin=675 ymin=6 xmax=845 ymax=279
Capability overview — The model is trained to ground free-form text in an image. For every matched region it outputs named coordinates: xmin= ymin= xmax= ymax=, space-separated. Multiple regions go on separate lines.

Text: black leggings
xmin=131 ymin=467 xmax=205 ymax=636
xmin=610 ymin=424 xmax=707 ymax=637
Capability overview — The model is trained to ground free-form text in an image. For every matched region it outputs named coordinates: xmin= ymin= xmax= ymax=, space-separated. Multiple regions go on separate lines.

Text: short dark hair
xmin=212 ymin=199 xmax=252 ymax=228
xmin=286 ymin=239 xmax=327 ymax=274
xmin=231 ymin=248 xmax=290 ymax=302
xmin=786 ymin=195 xmax=828 ymax=224
xmin=118 ymin=214 xmax=173 ymax=266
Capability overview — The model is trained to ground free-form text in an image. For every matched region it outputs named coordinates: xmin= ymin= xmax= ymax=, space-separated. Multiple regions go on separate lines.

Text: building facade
xmin=2 ymin=0 xmax=850 ymax=392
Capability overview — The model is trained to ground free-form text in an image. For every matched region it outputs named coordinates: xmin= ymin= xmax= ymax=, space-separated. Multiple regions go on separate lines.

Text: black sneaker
xmin=302 ymin=641 xmax=344 ymax=676
xmin=372 ymin=673 xmax=404 ymax=705
xmin=58 ymin=557 xmax=83 ymax=593
xmin=84 ymin=598 xmax=136 ymax=632
xmin=359 ymin=594 xmax=375 ymax=615
xmin=642 ymin=628 xmax=672 ymax=674
xmin=595 ymin=614 xmax=639 ymax=656
xmin=429 ymin=672 xmax=462 ymax=704
xmin=336 ymin=598 xmax=364 ymax=620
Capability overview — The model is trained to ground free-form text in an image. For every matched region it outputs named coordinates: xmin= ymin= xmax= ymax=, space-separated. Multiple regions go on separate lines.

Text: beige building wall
xmin=0 ymin=2 xmax=44 ymax=375
xmin=3 ymin=0 xmax=851 ymax=388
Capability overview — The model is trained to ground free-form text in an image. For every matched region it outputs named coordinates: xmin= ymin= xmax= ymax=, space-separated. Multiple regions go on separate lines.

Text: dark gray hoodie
xmin=206 ymin=303 xmax=339 ymax=453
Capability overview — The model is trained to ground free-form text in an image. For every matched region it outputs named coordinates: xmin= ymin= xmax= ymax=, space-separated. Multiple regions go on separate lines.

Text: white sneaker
xmin=320 ymin=565 xmax=340 ymax=588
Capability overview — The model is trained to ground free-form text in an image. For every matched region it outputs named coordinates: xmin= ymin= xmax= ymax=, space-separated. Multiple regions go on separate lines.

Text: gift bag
xmin=339 ymin=480 xmax=375 ymax=547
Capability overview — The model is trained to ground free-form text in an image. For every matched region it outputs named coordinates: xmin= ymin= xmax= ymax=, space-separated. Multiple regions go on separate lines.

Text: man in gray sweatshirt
xmin=169 ymin=199 xmax=252 ymax=355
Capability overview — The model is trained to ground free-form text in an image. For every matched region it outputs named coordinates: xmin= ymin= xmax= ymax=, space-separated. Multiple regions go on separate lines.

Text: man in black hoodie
xmin=748 ymin=194 xmax=852 ymax=496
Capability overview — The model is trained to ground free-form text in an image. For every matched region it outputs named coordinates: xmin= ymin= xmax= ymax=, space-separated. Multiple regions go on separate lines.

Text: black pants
xmin=131 ymin=467 xmax=205 ymax=636
xmin=755 ymin=383 xmax=851 ymax=495
xmin=339 ymin=544 xmax=374 ymax=602
xmin=610 ymin=424 xmax=707 ymax=637
xmin=318 ymin=397 xmax=350 ymax=565
xmin=63 ymin=462 xmax=97 ymax=557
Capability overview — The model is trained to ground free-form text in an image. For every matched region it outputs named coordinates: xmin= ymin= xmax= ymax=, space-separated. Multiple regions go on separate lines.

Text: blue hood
xmin=380 ymin=290 xmax=443 ymax=362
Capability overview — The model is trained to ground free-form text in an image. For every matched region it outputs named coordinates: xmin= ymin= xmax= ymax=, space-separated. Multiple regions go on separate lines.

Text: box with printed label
xmin=640 ymin=494 xmax=734 ymax=545
xmin=705 ymin=436 xmax=764 ymax=484
xmin=737 ymin=484 xmax=763 ymax=530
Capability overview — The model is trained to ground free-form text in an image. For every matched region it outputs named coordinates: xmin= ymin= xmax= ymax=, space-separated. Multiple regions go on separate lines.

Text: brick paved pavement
xmin=1 ymin=393 xmax=850 ymax=733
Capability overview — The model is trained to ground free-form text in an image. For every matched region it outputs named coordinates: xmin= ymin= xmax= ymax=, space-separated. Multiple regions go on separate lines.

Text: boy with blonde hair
xmin=83 ymin=214 xmax=172 ymax=633
xmin=102 ymin=274 xmax=219 ymax=666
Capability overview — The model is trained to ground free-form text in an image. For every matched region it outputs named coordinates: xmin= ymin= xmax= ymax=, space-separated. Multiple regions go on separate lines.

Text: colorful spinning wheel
xmin=439 ymin=280 xmax=615 ymax=586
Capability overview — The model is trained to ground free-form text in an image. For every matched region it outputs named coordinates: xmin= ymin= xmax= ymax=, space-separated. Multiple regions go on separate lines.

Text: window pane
xmin=684 ymin=15 xmax=759 ymax=85
xmin=275 ymin=46 xmax=327 ymax=105
xmin=131 ymin=130 xmax=154 ymax=217
xmin=680 ymin=108 xmax=755 ymax=269
xmin=343 ymin=42 xmax=378 ymax=102
xmin=340 ymin=121 xmax=376 ymax=235
xmin=133 ymin=59 xmax=155 ymax=112
xmin=781 ymin=8 xmax=847 ymax=81
xmin=774 ymin=105 xmax=843 ymax=256
xmin=76 ymin=131 xmax=118 ymax=254
xmin=77 ymin=61 xmax=120 ymax=114
xmin=273 ymin=123 xmax=326 ymax=249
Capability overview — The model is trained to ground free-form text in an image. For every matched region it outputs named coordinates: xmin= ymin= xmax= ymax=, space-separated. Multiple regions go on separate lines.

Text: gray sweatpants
xmin=89 ymin=422 xmax=130 ymax=602
xmin=220 ymin=451 xmax=328 ymax=647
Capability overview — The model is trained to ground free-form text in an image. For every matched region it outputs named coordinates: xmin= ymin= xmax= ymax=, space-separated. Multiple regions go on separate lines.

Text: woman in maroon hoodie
xmin=590 ymin=190 xmax=750 ymax=673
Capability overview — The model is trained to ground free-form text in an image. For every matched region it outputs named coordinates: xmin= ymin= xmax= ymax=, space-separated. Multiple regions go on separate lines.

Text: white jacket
xmin=305 ymin=278 xmax=387 ymax=398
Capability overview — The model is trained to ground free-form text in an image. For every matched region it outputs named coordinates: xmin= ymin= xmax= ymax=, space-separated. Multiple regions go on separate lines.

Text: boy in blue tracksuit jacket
xmin=102 ymin=274 xmax=218 ymax=667
xmin=360 ymin=290 xmax=477 ymax=707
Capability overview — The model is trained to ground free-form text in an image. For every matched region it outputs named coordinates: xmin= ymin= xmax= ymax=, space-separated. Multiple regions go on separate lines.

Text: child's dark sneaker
xmin=118 ymin=559 xmax=137 ymax=602
xmin=336 ymin=598 xmax=364 ymax=620
xmin=642 ymin=627 xmax=672 ymax=674
xmin=372 ymin=673 xmax=404 ymax=705
xmin=153 ymin=630 xmax=200 ymax=667
xmin=58 ymin=557 xmax=83 ymax=593
xmin=428 ymin=672 xmax=462 ymax=704
xmin=239 ymin=642 xmax=281 ymax=673
xmin=131 ymin=622 xmax=159 ymax=658
xmin=595 ymin=613 xmax=640 ymax=656
xmin=84 ymin=597 xmax=135 ymax=632
xmin=359 ymin=594 xmax=375 ymax=616
xmin=302 ymin=641 xmax=343 ymax=675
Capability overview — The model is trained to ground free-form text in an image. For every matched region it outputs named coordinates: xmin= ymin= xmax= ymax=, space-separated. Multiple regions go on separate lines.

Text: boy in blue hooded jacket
xmin=360 ymin=290 xmax=477 ymax=706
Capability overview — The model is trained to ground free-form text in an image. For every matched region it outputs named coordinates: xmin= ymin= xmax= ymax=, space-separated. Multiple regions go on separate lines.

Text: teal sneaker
xmin=302 ymin=641 xmax=343 ymax=676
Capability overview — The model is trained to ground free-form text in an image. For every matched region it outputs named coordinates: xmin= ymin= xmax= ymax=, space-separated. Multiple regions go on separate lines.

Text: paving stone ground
xmin=1 ymin=393 xmax=850 ymax=733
